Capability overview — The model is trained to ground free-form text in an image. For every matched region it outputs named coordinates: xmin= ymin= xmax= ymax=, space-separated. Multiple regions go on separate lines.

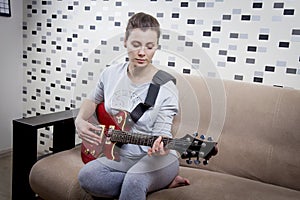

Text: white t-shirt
xmin=89 ymin=62 xmax=179 ymax=158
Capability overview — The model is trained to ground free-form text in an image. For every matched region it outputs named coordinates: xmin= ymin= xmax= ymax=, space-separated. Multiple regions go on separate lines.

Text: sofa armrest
xmin=12 ymin=109 xmax=79 ymax=200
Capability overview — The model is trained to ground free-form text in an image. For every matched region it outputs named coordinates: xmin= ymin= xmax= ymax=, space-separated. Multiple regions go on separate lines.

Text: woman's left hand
xmin=148 ymin=136 xmax=170 ymax=156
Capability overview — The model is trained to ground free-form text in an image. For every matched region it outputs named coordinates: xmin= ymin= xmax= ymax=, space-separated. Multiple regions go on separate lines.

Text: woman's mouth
xmin=136 ymin=59 xmax=146 ymax=64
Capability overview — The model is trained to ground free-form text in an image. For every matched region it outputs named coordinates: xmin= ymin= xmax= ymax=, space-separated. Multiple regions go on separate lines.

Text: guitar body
xmin=80 ymin=134 xmax=106 ymax=164
xmin=81 ymin=103 xmax=132 ymax=164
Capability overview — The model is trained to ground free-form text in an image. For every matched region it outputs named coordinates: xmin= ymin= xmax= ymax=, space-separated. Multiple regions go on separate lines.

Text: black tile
xmin=253 ymin=77 xmax=263 ymax=83
xmin=172 ymin=13 xmax=179 ymax=18
xmin=219 ymin=50 xmax=227 ymax=55
xmin=197 ymin=2 xmax=205 ymax=7
xmin=286 ymin=68 xmax=297 ymax=74
xmin=253 ymin=3 xmax=263 ymax=8
xmin=279 ymin=41 xmax=289 ymax=48
xmin=227 ymin=56 xmax=236 ymax=62
xmin=259 ymin=34 xmax=269 ymax=40
xmin=284 ymin=9 xmax=294 ymax=15
xmin=246 ymin=58 xmax=255 ymax=64
xmin=247 ymin=46 xmax=257 ymax=52
xmin=168 ymin=62 xmax=175 ymax=67
xmin=230 ymin=33 xmax=239 ymax=38
xmin=241 ymin=15 xmax=251 ymax=21
xmin=203 ymin=31 xmax=211 ymax=36
xmin=187 ymin=19 xmax=195 ymax=24
xmin=183 ymin=69 xmax=191 ymax=74
xmin=234 ymin=75 xmax=243 ymax=80
xmin=185 ymin=41 xmax=193 ymax=47
xmin=222 ymin=14 xmax=231 ymax=20
xmin=265 ymin=66 xmax=275 ymax=72
xmin=212 ymin=26 xmax=221 ymax=31
xmin=292 ymin=29 xmax=300 ymax=35
xmin=274 ymin=3 xmax=284 ymax=8
xmin=202 ymin=43 xmax=210 ymax=48
xmin=181 ymin=2 xmax=189 ymax=7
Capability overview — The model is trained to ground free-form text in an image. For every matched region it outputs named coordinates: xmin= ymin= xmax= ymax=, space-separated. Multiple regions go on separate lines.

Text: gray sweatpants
xmin=78 ymin=153 xmax=179 ymax=200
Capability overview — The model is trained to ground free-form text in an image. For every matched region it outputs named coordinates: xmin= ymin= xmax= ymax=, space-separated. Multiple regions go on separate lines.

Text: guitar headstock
xmin=170 ymin=133 xmax=218 ymax=166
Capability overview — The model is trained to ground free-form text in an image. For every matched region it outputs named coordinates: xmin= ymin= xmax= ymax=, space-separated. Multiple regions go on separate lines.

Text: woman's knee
xmin=78 ymin=166 xmax=93 ymax=190
xmin=78 ymin=161 xmax=106 ymax=191
xmin=124 ymin=173 xmax=149 ymax=191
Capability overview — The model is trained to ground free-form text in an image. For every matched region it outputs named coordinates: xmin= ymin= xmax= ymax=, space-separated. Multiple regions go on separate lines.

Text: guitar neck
xmin=110 ymin=130 xmax=174 ymax=148
xmin=109 ymin=129 xmax=215 ymax=159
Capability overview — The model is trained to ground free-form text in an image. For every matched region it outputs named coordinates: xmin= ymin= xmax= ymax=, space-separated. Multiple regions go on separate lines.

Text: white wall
xmin=0 ymin=0 xmax=23 ymax=152
xmin=21 ymin=0 xmax=300 ymax=154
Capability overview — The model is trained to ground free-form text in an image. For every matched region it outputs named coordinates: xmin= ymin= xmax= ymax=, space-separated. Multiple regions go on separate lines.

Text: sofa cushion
xmin=174 ymin=76 xmax=300 ymax=191
xmin=29 ymin=146 xmax=93 ymax=200
xmin=30 ymin=145 xmax=300 ymax=200
xmin=147 ymin=166 xmax=300 ymax=200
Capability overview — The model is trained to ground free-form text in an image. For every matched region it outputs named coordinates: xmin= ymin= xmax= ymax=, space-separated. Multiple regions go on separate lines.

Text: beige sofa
xmin=29 ymin=74 xmax=300 ymax=200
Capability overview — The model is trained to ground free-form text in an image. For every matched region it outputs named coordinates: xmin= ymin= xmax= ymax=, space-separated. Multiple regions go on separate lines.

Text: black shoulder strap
xmin=130 ymin=70 xmax=176 ymax=123
xmin=152 ymin=70 xmax=176 ymax=85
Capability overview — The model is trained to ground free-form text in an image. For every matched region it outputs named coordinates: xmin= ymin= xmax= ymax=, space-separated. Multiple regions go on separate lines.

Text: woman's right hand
xmin=75 ymin=117 xmax=102 ymax=145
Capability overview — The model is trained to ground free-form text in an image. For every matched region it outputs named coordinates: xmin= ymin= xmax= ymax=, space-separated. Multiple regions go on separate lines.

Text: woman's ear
xmin=124 ymin=39 xmax=127 ymax=48
xmin=124 ymin=34 xmax=127 ymax=48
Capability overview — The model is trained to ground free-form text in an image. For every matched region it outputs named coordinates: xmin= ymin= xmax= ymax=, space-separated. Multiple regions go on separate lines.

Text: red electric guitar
xmin=80 ymin=103 xmax=218 ymax=165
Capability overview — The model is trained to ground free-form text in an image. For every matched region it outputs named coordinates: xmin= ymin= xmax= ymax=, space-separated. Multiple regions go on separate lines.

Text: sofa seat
xmin=30 ymin=145 xmax=300 ymax=200
xmin=29 ymin=146 xmax=91 ymax=200
xmin=148 ymin=167 xmax=300 ymax=200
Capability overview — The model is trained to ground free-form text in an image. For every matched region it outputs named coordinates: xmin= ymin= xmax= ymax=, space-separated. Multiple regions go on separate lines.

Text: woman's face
xmin=125 ymin=28 xmax=158 ymax=68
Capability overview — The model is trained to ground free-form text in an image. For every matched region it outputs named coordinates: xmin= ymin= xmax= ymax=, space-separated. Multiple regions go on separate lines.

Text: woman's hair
xmin=125 ymin=12 xmax=160 ymax=42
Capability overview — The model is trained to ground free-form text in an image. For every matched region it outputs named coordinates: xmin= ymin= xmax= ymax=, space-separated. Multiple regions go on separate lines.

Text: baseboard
xmin=0 ymin=148 xmax=12 ymax=158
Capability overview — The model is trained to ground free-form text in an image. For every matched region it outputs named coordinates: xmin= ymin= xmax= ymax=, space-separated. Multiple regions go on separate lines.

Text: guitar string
xmin=109 ymin=130 xmax=212 ymax=148
xmin=94 ymin=129 xmax=214 ymax=158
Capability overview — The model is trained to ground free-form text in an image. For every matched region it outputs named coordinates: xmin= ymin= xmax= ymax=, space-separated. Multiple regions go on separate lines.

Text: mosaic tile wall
xmin=22 ymin=0 xmax=300 ymax=154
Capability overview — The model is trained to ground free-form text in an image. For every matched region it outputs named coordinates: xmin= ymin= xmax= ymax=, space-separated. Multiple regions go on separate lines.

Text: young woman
xmin=75 ymin=12 xmax=189 ymax=200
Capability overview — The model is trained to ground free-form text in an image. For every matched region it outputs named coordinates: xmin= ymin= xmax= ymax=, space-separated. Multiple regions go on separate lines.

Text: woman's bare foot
xmin=168 ymin=175 xmax=190 ymax=188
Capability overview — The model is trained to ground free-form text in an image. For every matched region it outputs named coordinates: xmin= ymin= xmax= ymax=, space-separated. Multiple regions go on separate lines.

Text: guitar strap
xmin=130 ymin=70 xmax=176 ymax=123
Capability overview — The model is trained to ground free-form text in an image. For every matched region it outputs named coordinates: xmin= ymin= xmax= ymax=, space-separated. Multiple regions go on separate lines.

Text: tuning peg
xmin=193 ymin=132 xmax=198 ymax=137
xmin=194 ymin=159 xmax=201 ymax=165
xmin=207 ymin=136 xmax=213 ymax=141
xmin=200 ymin=134 xmax=205 ymax=140
xmin=185 ymin=137 xmax=191 ymax=142
xmin=203 ymin=160 xmax=209 ymax=165
xmin=199 ymin=152 xmax=205 ymax=157
xmin=193 ymin=140 xmax=199 ymax=145
xmin=186 ymin=159 xmax=193 ymax=165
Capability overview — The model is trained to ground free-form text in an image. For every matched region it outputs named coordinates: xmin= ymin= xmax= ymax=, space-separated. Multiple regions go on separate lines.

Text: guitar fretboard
xmin=110 ymin=130 xmax=173 ymax=147
xmin=106 ymin=127 xmax=216 ymax=159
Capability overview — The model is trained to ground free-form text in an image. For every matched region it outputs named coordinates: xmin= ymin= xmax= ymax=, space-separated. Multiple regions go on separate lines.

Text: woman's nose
xmin=137 ymin=47 xmax=146 ymax=55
